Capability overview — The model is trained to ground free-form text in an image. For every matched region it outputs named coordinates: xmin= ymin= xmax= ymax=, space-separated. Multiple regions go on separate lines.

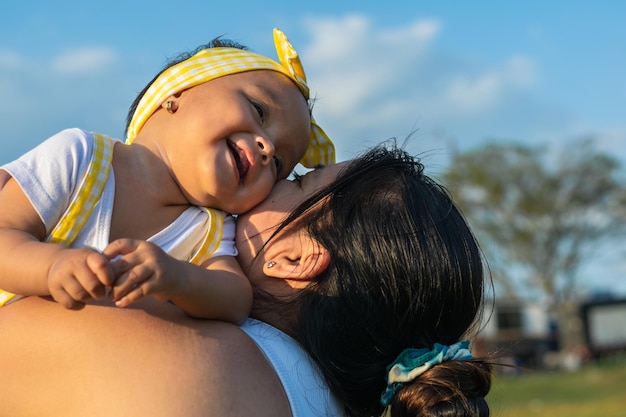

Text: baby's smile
xmin=227 ymin=139 xmax=250 ymax=182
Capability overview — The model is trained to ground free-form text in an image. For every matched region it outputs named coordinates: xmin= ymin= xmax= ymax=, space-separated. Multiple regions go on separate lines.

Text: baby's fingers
xmin=86 ymin=251 xmax=115 ymax=288
xmin=110 ymin=266 xmax=152 ymax=304
xmin=102 ymin=238 xmax=140 ymax=259
xmin=49 ymin=278 xmax=87 ymax=310
xmin=114 ymin=284 xmax=147 ymax=308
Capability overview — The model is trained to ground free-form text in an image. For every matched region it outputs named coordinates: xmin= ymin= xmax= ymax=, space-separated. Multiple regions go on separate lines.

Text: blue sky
xmin=1 ymin=1 xmax=625 ymax=294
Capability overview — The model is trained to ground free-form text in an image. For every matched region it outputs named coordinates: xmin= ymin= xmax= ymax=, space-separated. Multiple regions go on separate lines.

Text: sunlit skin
xmin=0 ymin=70 xmax=312 ymax=322
xmin=235 ymin=162 xmax=348 ymax=286
xmin=135 ymin=70 xmax=312 ymax=215
xmin=0 ymin=166 xmax=353 ymax=417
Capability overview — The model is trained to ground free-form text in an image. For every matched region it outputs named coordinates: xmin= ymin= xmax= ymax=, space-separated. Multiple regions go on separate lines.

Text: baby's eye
xmin=252 ymin=101 xmax=266 ymax=120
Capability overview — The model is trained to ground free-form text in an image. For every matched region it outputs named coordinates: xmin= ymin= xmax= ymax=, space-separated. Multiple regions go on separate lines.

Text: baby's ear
xmin=161 ymin=96 xmax=178 ymax=113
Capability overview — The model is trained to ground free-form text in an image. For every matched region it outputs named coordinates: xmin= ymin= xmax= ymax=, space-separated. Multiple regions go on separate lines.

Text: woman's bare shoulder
xmin=0 ymin=297 xmax=292 ymax=417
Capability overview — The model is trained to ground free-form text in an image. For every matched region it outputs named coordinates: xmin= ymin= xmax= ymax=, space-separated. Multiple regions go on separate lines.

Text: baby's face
xmin=166 ymin=70 xmax=310 ymax=214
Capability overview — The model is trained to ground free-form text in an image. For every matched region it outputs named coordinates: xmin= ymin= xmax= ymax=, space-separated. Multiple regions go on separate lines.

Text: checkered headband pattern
xmin=126 ymin=28 xmax=335 ymax=168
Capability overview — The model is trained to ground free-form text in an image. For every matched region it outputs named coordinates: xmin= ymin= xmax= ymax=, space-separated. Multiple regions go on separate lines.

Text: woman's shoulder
xmin=0 ymin=297 xmax=292 ymax=417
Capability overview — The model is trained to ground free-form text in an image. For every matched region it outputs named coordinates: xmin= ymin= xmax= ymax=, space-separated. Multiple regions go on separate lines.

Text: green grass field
xmin=488 ymin=359 xmax=626 ymax=417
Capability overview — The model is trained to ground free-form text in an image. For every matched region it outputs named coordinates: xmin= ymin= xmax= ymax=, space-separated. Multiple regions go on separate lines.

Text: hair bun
xmin=390 ymin=360 xmax=492 ymax=417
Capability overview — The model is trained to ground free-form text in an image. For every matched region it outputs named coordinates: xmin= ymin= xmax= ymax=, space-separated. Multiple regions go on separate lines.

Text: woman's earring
xmin=266 ymin=261 xmax=276 ymax=269
xmin=166 ymin=101 xmax=175 ymax=114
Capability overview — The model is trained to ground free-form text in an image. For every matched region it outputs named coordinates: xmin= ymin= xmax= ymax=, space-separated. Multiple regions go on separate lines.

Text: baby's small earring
xmin=165 ymin=100 xmax=176 ymax=114
xmin=266 ymin=261 xmax=276 ymax=269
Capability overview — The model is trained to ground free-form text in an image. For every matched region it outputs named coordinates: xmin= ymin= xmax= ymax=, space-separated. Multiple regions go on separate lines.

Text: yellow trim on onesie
xmin=47 ymin=133 xmax=114 ymax=245
xmin=188 ymin=207 xmax=225 ymax=265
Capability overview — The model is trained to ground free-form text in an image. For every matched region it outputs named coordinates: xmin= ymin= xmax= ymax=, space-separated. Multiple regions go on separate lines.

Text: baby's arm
xmin=0 ymin=177 xmax=113 ymax=308
xmin=105 ymin=239 xmax=253 ymax=324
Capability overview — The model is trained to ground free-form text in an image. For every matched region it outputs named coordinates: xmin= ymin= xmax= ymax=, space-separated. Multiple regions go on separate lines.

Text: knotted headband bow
xmin=380 ymin=341 xmax=474 ymax=407
xmin=126 ymin=28 xmax=335 ymax=168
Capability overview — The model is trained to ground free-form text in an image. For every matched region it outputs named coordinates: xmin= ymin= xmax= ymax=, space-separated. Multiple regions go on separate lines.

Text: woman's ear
xmin=263 ymin=232 xmax=330 ymax=289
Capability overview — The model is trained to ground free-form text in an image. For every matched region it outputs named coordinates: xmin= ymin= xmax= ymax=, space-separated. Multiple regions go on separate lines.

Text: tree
xmin=443 ymin=139 xmax=626 ymax=309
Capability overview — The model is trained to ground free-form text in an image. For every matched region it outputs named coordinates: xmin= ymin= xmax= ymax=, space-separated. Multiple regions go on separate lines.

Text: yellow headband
xmin=126 ymin=28 xmax=335 ymax=168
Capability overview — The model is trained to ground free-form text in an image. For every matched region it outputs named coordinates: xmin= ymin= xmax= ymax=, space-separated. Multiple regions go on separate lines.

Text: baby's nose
xmin=257 ymin=136 xmax=275 ymax=162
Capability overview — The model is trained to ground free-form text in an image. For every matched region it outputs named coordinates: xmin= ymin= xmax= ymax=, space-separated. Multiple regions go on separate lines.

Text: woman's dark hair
xmin=125 ymin=37 xmax=248 ymax=132
xmin=262 ymin=142 xmax=492 ymax=416
xmin=390 ymin=360 xmax=491 ymax=417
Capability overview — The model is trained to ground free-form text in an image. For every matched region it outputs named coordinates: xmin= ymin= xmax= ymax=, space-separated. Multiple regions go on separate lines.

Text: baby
xmin=0 ymin=29 xmax=334 ymax=324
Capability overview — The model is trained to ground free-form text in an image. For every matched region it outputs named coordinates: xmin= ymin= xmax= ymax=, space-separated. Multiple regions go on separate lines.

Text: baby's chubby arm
xmin=105 ymin=239 xmax=253 ymax=324
xmin=0 ymin=177 xmax=114 ymax=308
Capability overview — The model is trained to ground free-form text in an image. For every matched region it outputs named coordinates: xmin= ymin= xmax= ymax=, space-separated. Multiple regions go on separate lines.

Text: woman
xmin=0 ymin=143 xmax=492 ymax=417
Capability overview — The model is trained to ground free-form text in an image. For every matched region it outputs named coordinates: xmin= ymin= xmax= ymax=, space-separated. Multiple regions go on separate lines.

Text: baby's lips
xmin=227 ymin=139 xmax=251 ymax=180
xmin=237 ymin=146 xmax=251 ymax=180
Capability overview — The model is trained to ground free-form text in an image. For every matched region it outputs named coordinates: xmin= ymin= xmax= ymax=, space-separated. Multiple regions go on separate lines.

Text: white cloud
xmin=379 ymin=18 xmax=441 ymax=44
xmin=51 ymin=47 xmax=117 ymax=75
xmin=302 ymin=16 xmax=443 ymax=133
xmin=441 ymin=55 xmax=536 ymax=113
xmin=300 ymin=15 xmax=540 ymax=160
xmin=303 ymin=15 xmax=371 ymax=63
xmin=0 ymin=49 xmax=23 ymax=70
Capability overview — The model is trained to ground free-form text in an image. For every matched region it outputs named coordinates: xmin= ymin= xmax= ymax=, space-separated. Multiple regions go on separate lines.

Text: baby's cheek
xmin=244 ymin=179 xmax=274 ymax=213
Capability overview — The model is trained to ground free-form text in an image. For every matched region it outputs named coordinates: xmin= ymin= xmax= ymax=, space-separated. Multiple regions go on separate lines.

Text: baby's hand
xmin=47 ymin=247 xmax=114 ymax=309
xmin=104 ymin=239 xmax=183 ymax=307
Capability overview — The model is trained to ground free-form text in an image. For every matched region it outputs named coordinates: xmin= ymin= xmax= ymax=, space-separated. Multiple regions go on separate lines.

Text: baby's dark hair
xmin=124 ymin=37 xmax=248 ymax=132
xmin=263 ymin=142 xmax=493 ymax=416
